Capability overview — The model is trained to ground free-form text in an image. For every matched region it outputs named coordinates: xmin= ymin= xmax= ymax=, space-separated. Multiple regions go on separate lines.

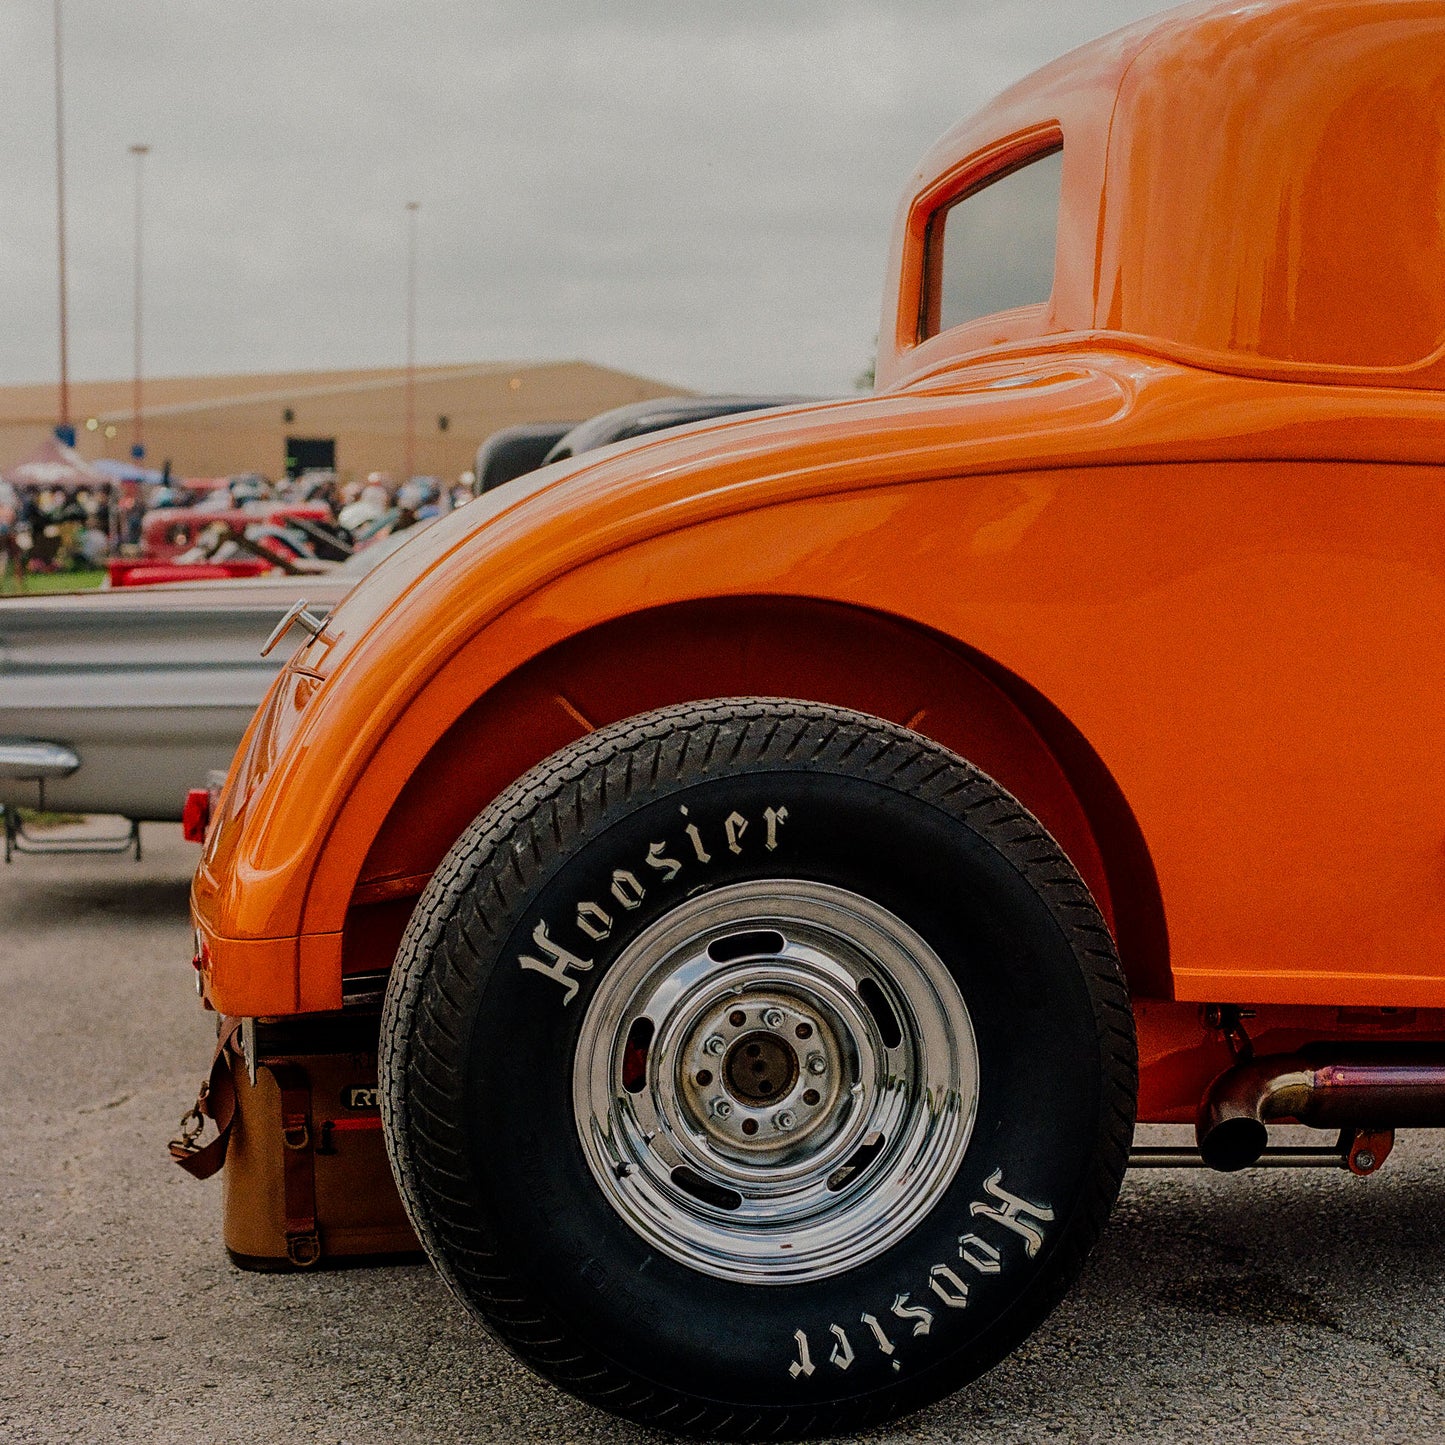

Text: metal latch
xmin=260 ymin=599 xmax=329 ymax=658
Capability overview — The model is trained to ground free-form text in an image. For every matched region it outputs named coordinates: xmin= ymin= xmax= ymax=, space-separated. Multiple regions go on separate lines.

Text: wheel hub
xmin=572 ymin=879 xmax=979 ymax=1284
xmin=723 ymin=1030 xmax=796 ymax=1105
xmin=681 ymin=992 xmax=845 ymax=1156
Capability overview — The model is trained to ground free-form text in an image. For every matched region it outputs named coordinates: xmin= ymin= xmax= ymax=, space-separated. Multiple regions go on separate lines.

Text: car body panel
xmin=106 ymin=558 xmax=276 ymax=587
xmin=195 ymin=350 xmax=1445 ymax=1014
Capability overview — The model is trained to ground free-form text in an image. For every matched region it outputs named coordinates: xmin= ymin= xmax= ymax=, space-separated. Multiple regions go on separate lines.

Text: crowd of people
xmin=0 ymin=476 xmax=116 ymax=584
xmin=0 ymin=467 xmax=477 ymax=591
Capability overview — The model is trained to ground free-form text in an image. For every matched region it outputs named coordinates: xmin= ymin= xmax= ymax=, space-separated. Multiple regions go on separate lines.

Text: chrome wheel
xmin=572 ymin=879 xmax=979 ymax=1284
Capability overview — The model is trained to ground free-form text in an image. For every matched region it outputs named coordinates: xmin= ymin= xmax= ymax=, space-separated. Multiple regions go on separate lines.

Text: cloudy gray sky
xmin=2 ymin=1 xmax=1173 ymax=397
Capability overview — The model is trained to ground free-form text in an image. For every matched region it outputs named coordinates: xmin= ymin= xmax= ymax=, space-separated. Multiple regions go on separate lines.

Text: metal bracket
xmin=240 ymin=1017 xmax=258 ymax=1087
xmin=1203 ymin=1002 xmax=1256 ymax=1060
xmin=260 ymin=598 xmax=329 ymax=658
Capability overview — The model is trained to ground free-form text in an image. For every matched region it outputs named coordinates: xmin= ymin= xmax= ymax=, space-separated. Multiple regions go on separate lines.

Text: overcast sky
xmin=2 ymin=0 xmax=1174 ymax=398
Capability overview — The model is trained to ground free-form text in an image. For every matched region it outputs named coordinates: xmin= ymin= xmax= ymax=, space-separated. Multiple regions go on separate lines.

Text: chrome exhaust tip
xmin=1197 ymin=1115 xmax=1268 ymax=1172
xmin=1196 ymin=1048 xmax=1445 ymax=1171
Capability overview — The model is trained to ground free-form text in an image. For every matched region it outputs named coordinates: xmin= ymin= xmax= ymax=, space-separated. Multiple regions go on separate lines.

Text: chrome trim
xmin=260 ymin=599 xmax=329 ymax=658
xmin=572 ymin=879 xmax=978 ymax=1285
xmin=0 ymin=739 xmax=81 ymax=780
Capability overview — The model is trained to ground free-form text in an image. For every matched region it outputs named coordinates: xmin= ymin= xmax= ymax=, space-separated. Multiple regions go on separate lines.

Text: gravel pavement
xmin=4 ymin=825 xmax=1445 ymax=1444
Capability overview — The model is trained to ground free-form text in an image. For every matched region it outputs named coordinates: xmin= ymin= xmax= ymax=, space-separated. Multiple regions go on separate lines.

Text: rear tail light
xmin=182 ymin=788 xmax=212 ymax=843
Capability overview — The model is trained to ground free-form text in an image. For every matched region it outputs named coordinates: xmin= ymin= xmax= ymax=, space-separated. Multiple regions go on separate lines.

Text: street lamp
xmin=52 ymin=0 xmax=72 ymax=444
xmin=129 ymin=144 xmax=150 ymax=462
xmin=404 ymin=201 xmax=419 ymax=481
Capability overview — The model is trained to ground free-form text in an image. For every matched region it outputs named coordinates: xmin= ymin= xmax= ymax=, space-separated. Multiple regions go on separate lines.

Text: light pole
xmin=129 ymin=145 xmax=150 ymax=462
xmin=52 ymin=0 xmax=72 ymax=443
xmin=404 ymin=201 xmax=419 ymax=482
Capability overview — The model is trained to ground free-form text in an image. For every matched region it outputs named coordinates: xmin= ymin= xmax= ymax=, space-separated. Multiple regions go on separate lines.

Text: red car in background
xmin=106 ymin=557 xmax=275 ymax=587
xmin=139 ymin=502 xmax=332 ymax=562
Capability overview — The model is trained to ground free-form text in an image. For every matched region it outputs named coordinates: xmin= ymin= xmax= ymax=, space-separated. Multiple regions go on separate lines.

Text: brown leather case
xmin=173 ymin=1010 xmax=420 ymax=1271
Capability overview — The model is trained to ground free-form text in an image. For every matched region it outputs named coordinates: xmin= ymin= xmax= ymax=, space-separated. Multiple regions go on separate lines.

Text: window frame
xmin=886 ymin=122 xmax=1067 ymax=383
xmin=918 ymin=138 xmax=1065 ymax=344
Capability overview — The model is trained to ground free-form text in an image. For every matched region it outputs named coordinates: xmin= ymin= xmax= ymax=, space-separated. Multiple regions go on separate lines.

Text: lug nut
xmin=703 ymin=1034 xmax=726 ymax=1056
xmin=773 ymin=1110 xmax=796 ymax=1132
xmin=709 ymin=1098 xmax=733 ymax=1120
xmin=806 ymin=1053 xmax=826 ymax=1076
xmin=762 ymin=1007 xmax=785 ymax=1029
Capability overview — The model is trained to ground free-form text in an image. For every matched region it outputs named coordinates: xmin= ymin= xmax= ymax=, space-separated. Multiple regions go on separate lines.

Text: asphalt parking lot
xmin=4 ymin=825 xmax=1445 ymax=1444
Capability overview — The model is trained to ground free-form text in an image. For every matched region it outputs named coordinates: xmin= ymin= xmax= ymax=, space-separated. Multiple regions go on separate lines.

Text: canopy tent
xmin=2 ymin=436 xmax=108 ymax=490
xmin=90 ymin=458 xmax=164 ymax=485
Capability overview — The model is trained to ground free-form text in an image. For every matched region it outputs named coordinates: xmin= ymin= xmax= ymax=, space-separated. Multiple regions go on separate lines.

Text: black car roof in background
xmin=473 ymin=395 xmax=818 ymax=496
xmin=474 ymin=421 xmax=576 ymax=494
xmin=542 ymin=395 xmax=813 ymax=466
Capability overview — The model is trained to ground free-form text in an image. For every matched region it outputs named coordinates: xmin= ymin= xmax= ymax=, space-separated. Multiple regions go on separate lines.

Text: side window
xmin=922 ymin=145 xmax=1064 ymax=339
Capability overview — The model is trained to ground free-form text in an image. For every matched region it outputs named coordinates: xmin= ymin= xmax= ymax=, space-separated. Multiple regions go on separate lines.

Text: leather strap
xmin=266 ymin=1062 xmax=321 ymax=1267
xmin=169 ymin=1017 xmax=243 ymax=1180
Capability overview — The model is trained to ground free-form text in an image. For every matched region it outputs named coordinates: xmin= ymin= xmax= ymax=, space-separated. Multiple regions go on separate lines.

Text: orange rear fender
xmin=334 ymin=596 xmax=1169 ymax=1003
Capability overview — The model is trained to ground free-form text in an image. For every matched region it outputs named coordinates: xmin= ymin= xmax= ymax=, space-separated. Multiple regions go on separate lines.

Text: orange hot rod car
xmin=186 ymin=0 xmax=1445 ymax=1435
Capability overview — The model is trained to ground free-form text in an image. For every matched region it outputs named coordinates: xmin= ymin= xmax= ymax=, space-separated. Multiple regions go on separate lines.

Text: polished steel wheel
xmin=572 ymin=878 xmax=979 ymax=1284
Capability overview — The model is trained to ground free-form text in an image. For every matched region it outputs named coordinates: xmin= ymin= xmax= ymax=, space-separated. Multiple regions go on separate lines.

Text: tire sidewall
xmin=421 ymin=759 xmax=1113 ymax=1410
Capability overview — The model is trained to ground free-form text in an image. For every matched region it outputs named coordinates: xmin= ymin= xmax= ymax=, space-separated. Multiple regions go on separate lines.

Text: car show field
xmin=4 ymin=827 xmax=1445 ymax=1444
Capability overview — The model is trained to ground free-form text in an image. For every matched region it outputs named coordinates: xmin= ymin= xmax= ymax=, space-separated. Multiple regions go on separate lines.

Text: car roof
xmin=542 ymin=395 xmax=814 ymax=466
xmin=878 ymin=0 xmax=1445 ymax=392
xmin=475 ymin=422 xmax=577 ymax=494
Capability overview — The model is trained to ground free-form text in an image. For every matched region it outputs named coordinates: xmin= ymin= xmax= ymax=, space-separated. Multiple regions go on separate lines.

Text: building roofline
xmin=89 ymin=360 xmax=537 ymax=423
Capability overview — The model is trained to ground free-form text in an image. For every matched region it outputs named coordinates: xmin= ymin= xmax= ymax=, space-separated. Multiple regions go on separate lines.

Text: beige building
xmin=0 ymin=361 xmax=685 ymax=481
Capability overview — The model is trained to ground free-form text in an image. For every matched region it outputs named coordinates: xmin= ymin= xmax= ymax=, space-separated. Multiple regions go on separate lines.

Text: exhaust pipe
xmin=1197 ymin=1047 xmax=1445 ymax=1171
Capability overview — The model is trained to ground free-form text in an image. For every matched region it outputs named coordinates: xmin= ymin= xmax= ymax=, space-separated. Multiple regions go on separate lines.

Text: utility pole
xmin=53 ymin=0 xmax=72 ymax=442
xmin=130 ymin=145 xmax=151 ymax=461
xmin=404 ymin=201 xmax=419 ymax=482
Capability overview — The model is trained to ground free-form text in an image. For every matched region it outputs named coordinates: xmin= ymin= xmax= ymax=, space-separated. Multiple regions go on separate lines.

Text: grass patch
xmin=1 ymin=569 xmax=106 ymax=596
xmin=13 ymin=809 xmax=88 ymax=828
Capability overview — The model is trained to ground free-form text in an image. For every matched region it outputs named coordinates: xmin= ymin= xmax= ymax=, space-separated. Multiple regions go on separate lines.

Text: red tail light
xmin=182 ymin=788 xmax=212 ymax=843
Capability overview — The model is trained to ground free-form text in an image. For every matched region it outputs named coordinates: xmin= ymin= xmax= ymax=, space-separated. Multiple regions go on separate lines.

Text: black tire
xmin=379 ymin=699 xmax=1136 ymax=1438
